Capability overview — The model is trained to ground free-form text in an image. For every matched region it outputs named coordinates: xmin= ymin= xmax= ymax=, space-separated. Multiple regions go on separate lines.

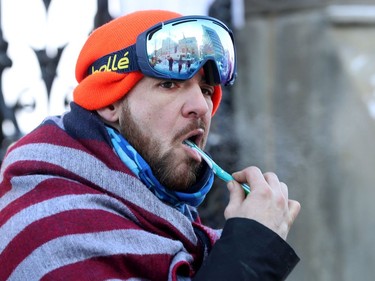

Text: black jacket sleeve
xmin=193 ymin=218 xmax=300 ymax=281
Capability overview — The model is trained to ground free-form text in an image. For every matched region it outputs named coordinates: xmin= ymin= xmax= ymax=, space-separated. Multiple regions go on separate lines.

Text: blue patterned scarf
xmin=106 ymin=127 xmax=214 ymax=214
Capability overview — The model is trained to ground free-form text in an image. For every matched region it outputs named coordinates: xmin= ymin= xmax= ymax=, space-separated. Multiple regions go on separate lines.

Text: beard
xmin=117 ymin=100 xmax=204 ymax=192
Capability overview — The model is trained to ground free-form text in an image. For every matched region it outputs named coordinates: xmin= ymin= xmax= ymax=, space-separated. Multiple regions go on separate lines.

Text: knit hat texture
xmin=73 ymin=10 xmax=222 ymax=115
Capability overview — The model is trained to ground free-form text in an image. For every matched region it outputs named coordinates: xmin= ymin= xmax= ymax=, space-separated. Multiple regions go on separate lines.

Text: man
xmin=0 ymin=10 xmax=301 ymax=280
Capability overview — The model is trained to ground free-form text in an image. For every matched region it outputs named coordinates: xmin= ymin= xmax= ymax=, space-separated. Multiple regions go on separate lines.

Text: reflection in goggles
xmin=146 ymin=19 xmax=235 ymax=85
xmin=87 ymin=17 xmax=236 ymax=86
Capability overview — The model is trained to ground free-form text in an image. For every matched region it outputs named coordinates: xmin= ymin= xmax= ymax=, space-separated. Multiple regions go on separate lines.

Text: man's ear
xmin=96 ymin=103 xmax=119 ymax=123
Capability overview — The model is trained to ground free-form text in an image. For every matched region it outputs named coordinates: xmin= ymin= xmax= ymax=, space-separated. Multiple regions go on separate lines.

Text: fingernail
xmin=228 ymin=181 xmax=234 ymax=190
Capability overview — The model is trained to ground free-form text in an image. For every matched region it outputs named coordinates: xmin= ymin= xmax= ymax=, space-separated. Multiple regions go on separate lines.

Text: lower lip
xmin=183 ymin=143 xmax=202 ymax=162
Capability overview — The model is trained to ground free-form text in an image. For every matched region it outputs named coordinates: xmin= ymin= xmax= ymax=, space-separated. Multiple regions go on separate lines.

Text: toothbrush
xmin=184 ymin=140 xmax=250 ymax=194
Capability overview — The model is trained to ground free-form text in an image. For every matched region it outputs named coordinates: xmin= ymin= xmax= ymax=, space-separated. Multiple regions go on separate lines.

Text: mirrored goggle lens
xmin=145 ymin=18 xmax=236 ymax=85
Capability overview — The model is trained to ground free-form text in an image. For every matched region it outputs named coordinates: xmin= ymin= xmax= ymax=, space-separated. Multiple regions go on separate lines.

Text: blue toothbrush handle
xmin=215 ymin=167 xmax=251 ymax=195
xmin=182 ymin=140 xmax=251 ymax=194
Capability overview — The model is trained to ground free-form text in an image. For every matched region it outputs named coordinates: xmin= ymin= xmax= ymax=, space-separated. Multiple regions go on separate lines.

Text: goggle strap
xmin=87 ymin=45 xmax=139 ymax=75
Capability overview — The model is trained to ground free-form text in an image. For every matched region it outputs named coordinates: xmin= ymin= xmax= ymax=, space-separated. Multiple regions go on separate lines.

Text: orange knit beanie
xmin=73 ymin=10 xmax=222 ymax=115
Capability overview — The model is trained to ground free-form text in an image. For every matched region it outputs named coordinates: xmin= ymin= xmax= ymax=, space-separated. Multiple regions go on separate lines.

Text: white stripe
xmin=0 ymin=143 xmax=127 ymax=188
xmin=1 ymin=143 xmax=198 ymax=244
xmin=0 ymin=175 xmax=51 ymax=212
xmin=9 ymin=229 xmax=188 ymax=281
xmin=168 ymin=250 xmax=194 ymax=281
xmin=0 ymin=193 xmax=138 ymax=254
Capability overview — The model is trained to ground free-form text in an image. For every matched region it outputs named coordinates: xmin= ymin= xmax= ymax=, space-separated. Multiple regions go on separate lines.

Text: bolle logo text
xmin=91 ymin=52 xmax=130 ymax=73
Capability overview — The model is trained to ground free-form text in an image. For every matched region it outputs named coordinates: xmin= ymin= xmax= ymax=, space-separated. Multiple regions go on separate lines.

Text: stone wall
xmin=232 ymin=1 xmax=375 ymax=280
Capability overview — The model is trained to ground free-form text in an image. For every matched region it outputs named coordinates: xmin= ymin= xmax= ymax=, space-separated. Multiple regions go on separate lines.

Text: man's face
xmin=117 ymin=72 xmax=214 ymax=192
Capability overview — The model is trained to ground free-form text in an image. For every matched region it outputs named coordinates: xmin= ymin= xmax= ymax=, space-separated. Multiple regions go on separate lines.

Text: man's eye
xmin=159 ymin=81 xmax=176 ymax=89
xmin=202 ymin=87 xmax=214 ymax=96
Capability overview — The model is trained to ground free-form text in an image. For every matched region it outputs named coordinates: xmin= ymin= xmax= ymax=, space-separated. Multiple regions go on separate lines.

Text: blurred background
xmin=1 ymin=0 xmax=375 ymax=280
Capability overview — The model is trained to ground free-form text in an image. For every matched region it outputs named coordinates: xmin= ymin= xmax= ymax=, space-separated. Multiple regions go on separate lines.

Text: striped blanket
xmin=0 ymin=103 xmax=220 ymax=280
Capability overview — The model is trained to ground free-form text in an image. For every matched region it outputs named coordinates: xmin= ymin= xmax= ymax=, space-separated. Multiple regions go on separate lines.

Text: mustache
xmin=174 ymin=120 xmax=206 ymax=142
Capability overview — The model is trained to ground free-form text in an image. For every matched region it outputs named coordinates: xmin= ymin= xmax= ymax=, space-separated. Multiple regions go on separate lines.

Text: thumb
xmin=224 ymin=181 xmax=245 ymax=219
xmin=288 ymin=199 xmax=301 ymax=224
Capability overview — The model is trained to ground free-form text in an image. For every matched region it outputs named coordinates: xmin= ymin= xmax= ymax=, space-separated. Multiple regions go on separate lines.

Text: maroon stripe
xmin=0 ymin=209 xmax=140 ymax=281
xmin=42 ymin=254 xmax=174 ymax=281
xmin=11 ymin=123 xmax=128 ymax=172
xmin=0 ymin=177 xmax=99 ymax=228
xmin=11 ymin=124 xmax=89 ymax=150
xmin=0 ymin=180 xmax=11 ymax=198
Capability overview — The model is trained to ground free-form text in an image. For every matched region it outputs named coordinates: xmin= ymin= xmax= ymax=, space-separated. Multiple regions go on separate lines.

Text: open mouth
xmin=182 ymin=130 xmax=204 ymax=163
xmin=186 ymin=135 xmax=198 ymax=145
xmin=182 ymin=130 xmax=204 ymax=147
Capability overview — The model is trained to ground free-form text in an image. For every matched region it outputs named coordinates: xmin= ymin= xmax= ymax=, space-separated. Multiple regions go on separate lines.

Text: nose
xmin=181 ymin=84 xmax=210 ymax=118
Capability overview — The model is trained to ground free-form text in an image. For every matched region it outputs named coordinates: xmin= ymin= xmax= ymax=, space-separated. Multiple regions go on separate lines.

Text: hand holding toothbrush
xmin=224 ymin=166 xmax=301 ymax=241
xmin=184 ymin=140 xmax=300 ymax=240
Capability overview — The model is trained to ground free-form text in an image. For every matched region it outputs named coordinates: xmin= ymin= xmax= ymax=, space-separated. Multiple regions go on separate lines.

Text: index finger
xmin=232 ymin=166 xmax=267 ymax=190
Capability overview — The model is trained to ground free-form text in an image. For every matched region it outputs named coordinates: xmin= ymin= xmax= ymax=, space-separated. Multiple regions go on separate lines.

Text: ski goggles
xmin=88 ymin=16 xmax=237 ymax=86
